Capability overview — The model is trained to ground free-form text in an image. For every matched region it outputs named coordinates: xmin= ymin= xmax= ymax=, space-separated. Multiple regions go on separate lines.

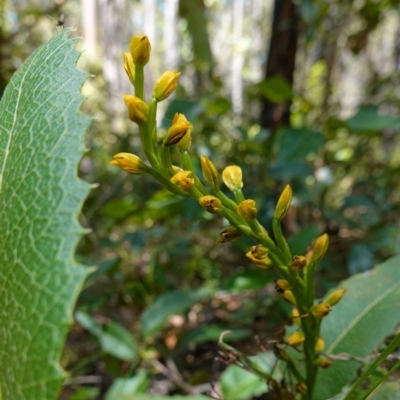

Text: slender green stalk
xmin=213 ymin=188 xmax=240 ymax=212
xmin=160 ymin=144 xmax=174 ymax=176
xmin=180 ymin=150 xmax=208 ymax=195
xmin=147 ymin=98 xmax=162 ymax=163
xmin=135 ymin=65 xmax=144 ymax=100
xmin=272 ymin=217 xmax=292 ymax=264
xmin=343 ymin=332 xmax=400 ymax=400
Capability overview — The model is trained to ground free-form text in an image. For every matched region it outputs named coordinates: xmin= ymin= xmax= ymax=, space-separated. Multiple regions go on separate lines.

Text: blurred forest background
xmin=2 ymin=0 xmax=400 ymax=399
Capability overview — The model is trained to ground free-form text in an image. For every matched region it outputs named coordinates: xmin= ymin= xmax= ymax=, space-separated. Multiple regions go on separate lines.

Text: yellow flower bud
xmin=287 ymin=330 xmax=305 ymax=347
xmin=325 ymin=288 xmax=346 ymax=306
xmin=129 ymin=35 xmax=151 ymax=66
xmin=123 ymin=95 xmax=149 ymax=124
xmin=216 ymin=226 xmax=242 ymax=244
xmin=310 ymin=302 xmax=331 ymax=318
xmin=222 ymin=165 xmax=243 ymax=191
xmin=290 ymin=255 xmax=307 ymax=270
xmin=291 ymin=308 xmax=301 ymax=326
xmin=315 ymin=356 xmax=332 ymax=369
xmin=170 ymin=171 xmax=194 ymax=191
xmin=274 ymin=184 xmax=292 ymax=220
xmin=237 ymin=199 xmax=257 ymax=221
xmin=315 ymin=337 xmax=325 ymax=352
xmin=280 ymin=290 xmax=296 ymax=305
xmin=246 ymin=250 xmax=273 ymax=269
xmin=275 ymin=279 xmax=291 ymax=293
xmin=123 ymin=52 xmax=135 ymax=85
xmin=153 ymin=70 xmax=181 ymax=101
xmin=295 ymin=382 xmax=307 ymax=394
xmin=250 ymin=244 xmax=268 ymax=260
xmin=110 ymin=153 xmax=147 ymax=174
xmin=199 ymin=195 xmax=223 ymax=214
xmin=312 ymin=233 xmax=329 ymax=263
xmin=177 ymin=130 xmax=192 ymax=151
xmin=164 ymin=113 xmax=192 ymax=146
xmin=200 ymin=155 xmax=220 ymax=189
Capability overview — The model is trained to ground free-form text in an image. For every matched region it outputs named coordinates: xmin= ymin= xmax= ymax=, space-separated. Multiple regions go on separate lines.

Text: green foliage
xmin=0 ymin=30 xmax=90 ymax=399
xmin=314 ymin=255 xmax=400 ymax=399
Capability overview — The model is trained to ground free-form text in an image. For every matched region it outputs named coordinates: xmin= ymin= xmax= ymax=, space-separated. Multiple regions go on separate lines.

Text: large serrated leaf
xmin=314 ymin=255 xmax=400 ymax=400
xmin=0 ymin=30 xmax=90 ymax=400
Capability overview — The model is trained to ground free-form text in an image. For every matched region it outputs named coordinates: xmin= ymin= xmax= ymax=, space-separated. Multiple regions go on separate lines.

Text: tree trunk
xmin=261 ymin=0 xmax=299 ymax=132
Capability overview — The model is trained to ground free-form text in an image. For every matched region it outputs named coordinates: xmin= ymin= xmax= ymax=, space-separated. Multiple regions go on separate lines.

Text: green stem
xmin=147 ymin=98 xmax=162 ymax=164
xmin=180 ymin=150 xmax=208 ymax=195
xmin=160 ymin=144 xmax=174 ymax=176
xmin=272 ymin=217 xmax=292 ymax=263
xmin=135 ymin=65 xmax=144 ymax=100
xmin=213 ymin=189 xmax=239 ymax=212
xmin=343 ymin=332 xmax=400 ymax=400
xmin=139 ymin=123 xmax=161 ymax=170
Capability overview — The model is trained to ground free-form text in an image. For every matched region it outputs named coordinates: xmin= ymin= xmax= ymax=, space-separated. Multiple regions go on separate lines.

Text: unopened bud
xmin=110 ymin=153 xmax=147 ymax=174
xmin=237 ymin=199 xmax=257 ymax=221
xmin=312 ymin=233 xmax=329 ymax=263
xmin=164 ymin=113 xmax=192 ymax=146
xmin=325 ymin=288 xmax=346 ymax=306
xmin=200 ymin=155 xmax=220 ymax=189
xmin=170 ymin=171 xmax=195 ymax=191
xmin=315 ymin=337 xmax=325 ymax=352
xmin=290 ymin=255 xmax=307 ymax=270
xmin=123 ymin=95 xmax=149 ymax=124
xmin=216 ymin=226 xmax=242 ymax=244
xmin=129 ymin=35 xmax=151 ymax=66
xmin=281 ymin=290 xmax=296 ymax=305
xmin=153 ymin=70 xmax=181 ymax=101
xmin=310 ymin=303 xmax=331 ymax=318
xmin=199 ymin=196 xmax=223 ymax=214
xmin=287 ymin=330 xmax=305 ymax=347
xmin=123 ymin=52 xmax=135 ymax=85
xmin=291 ymin=308 xmax=301 ymax=326
xmin=315 ymin=356 xmax=332 ymax=369
xmin=275 ymin=279 xmax=291 ymax=293
xmin=177 ymin=131 xmax=192 ymax=151
xmin=274 ymin=184 xmax=292 ymax=220
xmin=222 ymin=166 xmax=243 ymax=191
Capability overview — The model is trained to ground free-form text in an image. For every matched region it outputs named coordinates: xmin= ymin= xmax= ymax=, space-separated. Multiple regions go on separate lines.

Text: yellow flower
xmin=310 ymin=302 xmax=331 ymax=318
xmin=216 ymin=226 xmax=242 ymax=244
xmin=280 ymin=290 xmax=297 ymax=305
xmin=123 ymin=95 xmax=149 ymax=124
xmin=287 ymin=330 xmax=305 ymax=347
xmin=200 ymin=155 xmax=220 ymax=189
xmin=199 ymin=195 xmax=223 ymax=214
xmin=222 ymin=166 xmax=243 ymax=191
xmin=275 ymin=279 xmax=291 ymax=293
xmin=315 ymin=337 xmax=325 ymax=352
xmin=110 ymin=153 xmax=147 ymax=174
xmin=274 ymin=184 xmax=292 ymax=220
xmin=246 ymin=250 xmax=273 ymax=269
xmin=237 ymin=199 xmax=257 ymax=221
xmin=312 ymin=233 xmax=329 ymax=263
xmin=164 ymin=113 xmax=192 ymax=146
xmin=250 ymin=244 xmax=268 ymax=260
xmin=295 ymin=382 xmax=307 ymax=394
xmin=325 ymin=288 xmax=346 ymax=306
xmin=177 ymin=130 xmax=192 ymax=151
xmin=153 ymin=71 xmax=181 ymax=101
xmin=129 ymin=35 xmax=151 ymax=66
xmin=290 ymin=255 xmax=307 ymax=270
xmin=170 ymin=171 xmax=194 ymax=191
xmin=123 ymin=52 xmax=135 ymax=85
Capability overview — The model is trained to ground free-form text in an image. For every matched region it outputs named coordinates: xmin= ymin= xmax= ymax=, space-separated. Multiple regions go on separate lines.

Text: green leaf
xmin=258 ymin=75 xmax=293 ymax=103
xmin=276 ymin=127 xmax=325 ymax=163
xmin=105 ymin=371 xmax=149 ymax=400
xmin=0 ymin=30 xmax=90 ymax=400
xmin=314 ymin=255 xmax=400 ymax=400
xmin=133 ymin=396 xmax=209 ymax=400
xmin=75 ymin=312 xmax=138 ymax=362
xmin=140 ymin=288 xmax=212 ymax=338
xmin=344 ymin=106 xmax=400 ymax=133
xmin=220 ymin=364 xmax=268 ymax=400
